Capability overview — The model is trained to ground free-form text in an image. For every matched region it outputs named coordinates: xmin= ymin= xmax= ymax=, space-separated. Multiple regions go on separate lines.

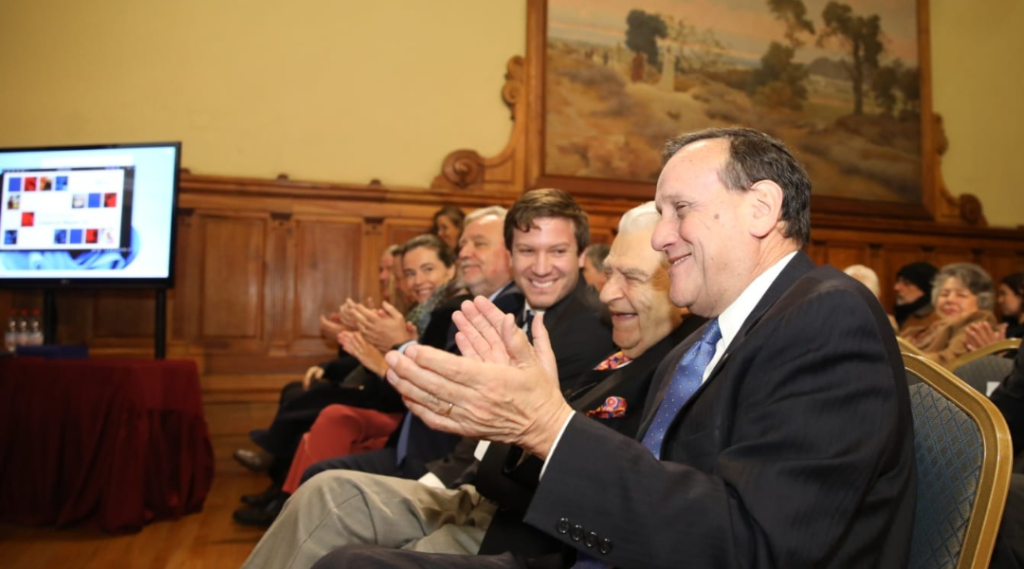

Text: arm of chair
xmin=897 ymin=336 xmax=927 ymax=357
xmin=950 ymin=338 xmax=1022 ymax=372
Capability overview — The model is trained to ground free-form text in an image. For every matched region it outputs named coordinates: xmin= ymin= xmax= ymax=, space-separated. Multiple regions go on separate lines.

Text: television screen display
xmin=0 ymin=142 xmax=180 ymax=288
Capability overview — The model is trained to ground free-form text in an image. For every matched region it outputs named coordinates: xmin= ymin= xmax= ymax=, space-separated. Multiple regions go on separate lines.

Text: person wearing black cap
xmin=894 ymin=261 xmax=940 ymax=333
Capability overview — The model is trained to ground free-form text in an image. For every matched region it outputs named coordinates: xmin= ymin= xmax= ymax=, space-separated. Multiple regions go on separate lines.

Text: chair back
xmin=949 ymin=338 xmax=1021 ymax=372
xmin=954 ymin=356 xmax=1014 ymax=397
xmin=903 ymin=353 xmax=1013 ymax=569
xmin=898 ymin=336 xmax=927 ymax=358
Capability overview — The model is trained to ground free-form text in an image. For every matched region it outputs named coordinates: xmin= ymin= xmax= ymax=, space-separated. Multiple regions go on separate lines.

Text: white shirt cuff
xmin=539 ymin=411 xmax=576 ymax=479
xmin=417 ymin=472 xmax=445 ymax=489
xmin=474 ymin=440 xmax=491 ymax=461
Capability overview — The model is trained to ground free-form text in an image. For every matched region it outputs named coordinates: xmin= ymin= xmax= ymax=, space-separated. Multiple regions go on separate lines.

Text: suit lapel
xmin=637 ymin=317 xmax=710 ymax=436
xmin=445 ymin=282 xmax=521 ymax=352
xmin=638 ymin=252 xmax=816 ymax=438
xmin=702 ymin=252 xmax=815 ymax=383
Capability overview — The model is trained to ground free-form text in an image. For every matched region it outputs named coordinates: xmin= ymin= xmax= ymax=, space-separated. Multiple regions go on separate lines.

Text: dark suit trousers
xmin=310 ymin=543 xmax=565 ymax=569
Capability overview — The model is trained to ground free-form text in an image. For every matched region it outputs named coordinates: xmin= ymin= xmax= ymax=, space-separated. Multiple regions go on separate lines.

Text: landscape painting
xmin=543 ymin=0 xmax=925 ymax=204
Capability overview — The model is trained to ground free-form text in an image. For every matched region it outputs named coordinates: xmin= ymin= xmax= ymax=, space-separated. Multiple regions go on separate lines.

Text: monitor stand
xmin=155 ymin=289 xmax=166 ymax=360
xmin=43 ymin=289 xmax=57 ymax=345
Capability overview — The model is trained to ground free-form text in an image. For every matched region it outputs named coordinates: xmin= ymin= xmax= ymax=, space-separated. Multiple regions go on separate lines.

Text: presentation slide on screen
xmin=0 ymin=145 xmax=178 ymax=280
xmin=1 ymin=167 xmax=131 ymax=251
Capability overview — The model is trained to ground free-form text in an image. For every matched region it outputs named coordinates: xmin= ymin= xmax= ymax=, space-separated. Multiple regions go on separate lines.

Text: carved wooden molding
xmin=430 ymin=56 xmax=527 ymax=195
xmin=426 ymin=7 xmax=985 ymax=227
xmin=931 ymin=114 xmax=986 ymax=226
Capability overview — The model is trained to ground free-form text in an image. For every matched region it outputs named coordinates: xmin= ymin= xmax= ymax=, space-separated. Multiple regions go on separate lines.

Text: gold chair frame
xmin=903 ymin=353 xmax=1014 ymax=569
xmin=949 ymin=338 xmax=1021 ymax=372
xmin=897 ymin=336 xmax=927 ymax=358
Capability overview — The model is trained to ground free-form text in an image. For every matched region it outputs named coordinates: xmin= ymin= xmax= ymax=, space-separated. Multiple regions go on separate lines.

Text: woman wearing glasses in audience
xmin=902 ymin=262 xmax=999 ymax=368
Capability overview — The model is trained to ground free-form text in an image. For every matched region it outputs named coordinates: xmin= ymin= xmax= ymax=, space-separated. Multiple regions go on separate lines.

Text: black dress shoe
xmin=232 ymin=494 xmax=287 ymax=527
xmin=240 ymin=483 xmax=282 ymax=507
xmin=233 ymin=448 xmax=273 ymax=472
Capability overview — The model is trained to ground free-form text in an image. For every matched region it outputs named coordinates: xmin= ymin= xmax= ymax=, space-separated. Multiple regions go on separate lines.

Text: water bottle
xmin=28 ymin=309 xmax=43 ymax=346
xmin=4 ymin=310 xmax=16 ymax=352
xmin=16 ymin=309 xmax=29 ymax=347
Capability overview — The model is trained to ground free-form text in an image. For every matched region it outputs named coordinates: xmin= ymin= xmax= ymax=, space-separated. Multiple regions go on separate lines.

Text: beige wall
xmin=0 ymin=0 xmax=1021 ymax=226
xmin=931 ymin=0 xmax=1024 ymax=228
xmin=0 ymin=0 xmax=524 ymax=187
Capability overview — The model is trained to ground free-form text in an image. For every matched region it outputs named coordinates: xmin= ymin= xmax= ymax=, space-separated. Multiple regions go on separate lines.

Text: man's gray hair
xmin=464 ymin=205 xmax=508 ymax=227
xmin=617 ymin=201 xmax=660 ymax=235
xmin=617 ymin=202 xmax=668 ymax=268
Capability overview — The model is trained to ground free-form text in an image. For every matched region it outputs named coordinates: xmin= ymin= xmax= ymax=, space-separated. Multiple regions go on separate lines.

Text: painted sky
xmin=549 ymin=0 xmax=919 ymax=66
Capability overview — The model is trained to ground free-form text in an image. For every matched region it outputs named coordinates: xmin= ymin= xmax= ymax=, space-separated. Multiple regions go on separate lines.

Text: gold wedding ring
xmin=442 ymin=402 xmax=454 ymax=417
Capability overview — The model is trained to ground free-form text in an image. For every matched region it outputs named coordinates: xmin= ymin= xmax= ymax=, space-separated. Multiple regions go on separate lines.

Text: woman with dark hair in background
xmin=998 ymin=272 xmax=1024 ymax=338
xmin=431 ymin=206 xmax=465 ymax=250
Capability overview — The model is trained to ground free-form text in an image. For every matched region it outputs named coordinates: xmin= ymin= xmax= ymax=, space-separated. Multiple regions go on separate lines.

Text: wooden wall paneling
xmin=361 ymin=217 xmax=387 ymax=307
xmin=803 ymin=241 xmax=826 ymax=266
xmin=0 ymin=291 xmax=21 ymax=332
xmin=386 ymin=221 xmax=432 ymax=251
xmin=290 ymin=215 xmax=366 ymax=354
xmin=26 ymin=171 xmax=1024 ymax=376
xmin=817 ymin=241 xmax=872 ymax=274
xmin=930 ymin=247 xmax=974 ymax=270
xmin=6 ymin=291 xmax=42 ymax=316
xmin=171 ymin=210 xmax=200 ymax=349
xmin=264 ymin=212 xmax=295 ymax=354
xmin=90 ymin=290 xmax=156 ymax=352
xmin=198 ymin=213 xmax=267 ymax=352
xmin=52 ymin=290 xmax=93 ymax=345
xmin=586 ymin=211 xmax=621 ymax=246
xmin=978 ymin=249 xmax=1024 ymax=284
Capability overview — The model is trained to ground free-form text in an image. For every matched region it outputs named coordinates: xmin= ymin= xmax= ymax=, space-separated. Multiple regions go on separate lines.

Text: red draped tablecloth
xmin=0 ymin=357 xmax=214 ymax=533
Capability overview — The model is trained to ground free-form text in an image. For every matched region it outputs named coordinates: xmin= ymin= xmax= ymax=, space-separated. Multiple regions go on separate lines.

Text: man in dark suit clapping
xmin=337 ymin=127 xmax=916 ymax=569
xmin=240 ymin=202 xmax=700 ymax=568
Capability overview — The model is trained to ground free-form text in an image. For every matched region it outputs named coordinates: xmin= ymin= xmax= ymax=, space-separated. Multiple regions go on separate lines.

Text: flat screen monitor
xmin=0 ymin=142 xmax=181 ymax=289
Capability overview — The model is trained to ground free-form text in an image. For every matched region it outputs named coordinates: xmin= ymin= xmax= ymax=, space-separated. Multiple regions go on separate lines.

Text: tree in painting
xmin=818 ymin=2 xmax=884 ymax=116
xmin=544 ymin=0 xmax=924 ymax=204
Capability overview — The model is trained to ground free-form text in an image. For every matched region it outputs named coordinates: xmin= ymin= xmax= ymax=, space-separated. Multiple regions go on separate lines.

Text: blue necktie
xmin=395 ymin=412 xmax=413 ymax=465
xmin=572 ymin=319 xmax=721 ymax=569
xmin=641 ymin=318 xmax=721 ymax=459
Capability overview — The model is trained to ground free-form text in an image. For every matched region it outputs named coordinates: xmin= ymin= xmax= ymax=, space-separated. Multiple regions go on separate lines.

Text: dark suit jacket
xmin=521 ymin=253 xmax=916 ymax=569
xmin=990 ymin=345 xmax=1024 ymax=458
xmin=475 ymin=317 xmax=706 ymax=559
xmin=988 ymin=346 xmax=1024 ymax=569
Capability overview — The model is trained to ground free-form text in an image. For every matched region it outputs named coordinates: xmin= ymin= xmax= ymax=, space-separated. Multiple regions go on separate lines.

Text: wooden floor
xmin=0 ymin=381 xmax=286 ymax=569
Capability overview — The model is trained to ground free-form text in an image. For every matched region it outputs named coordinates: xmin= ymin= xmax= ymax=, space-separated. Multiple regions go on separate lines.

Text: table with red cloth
xmin=0 ymin=357 xmax=214 ymax=533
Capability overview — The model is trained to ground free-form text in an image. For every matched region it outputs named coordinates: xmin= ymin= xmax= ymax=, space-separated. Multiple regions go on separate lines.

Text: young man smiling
xmin=503 ymin=188 xmax=615 ymax=392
